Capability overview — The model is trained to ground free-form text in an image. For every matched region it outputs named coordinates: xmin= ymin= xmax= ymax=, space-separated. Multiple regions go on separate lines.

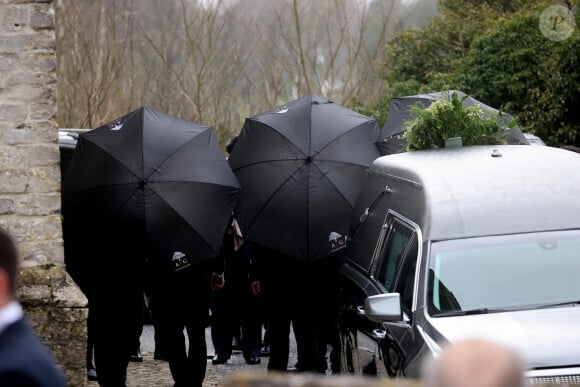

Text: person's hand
xmin=250 ymin=280 xmax=261 ymax=296
xmin=210 ymin=272 xmax=225 ymax=290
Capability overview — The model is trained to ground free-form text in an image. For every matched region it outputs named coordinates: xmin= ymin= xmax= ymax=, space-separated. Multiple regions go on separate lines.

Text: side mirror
xmin=364 ymin=293 xmax=402 ymax=323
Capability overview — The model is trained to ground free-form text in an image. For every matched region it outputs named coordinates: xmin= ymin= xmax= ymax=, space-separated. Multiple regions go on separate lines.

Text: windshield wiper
xmin=532 ymin=300 xmax=580 ymax=309
xmin=433 ymin=307 xmax=507 ymax=317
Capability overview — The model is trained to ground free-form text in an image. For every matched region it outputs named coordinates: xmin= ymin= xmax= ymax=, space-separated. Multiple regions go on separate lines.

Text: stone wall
xmin=0 ymin=1 xmax=87 ymax=386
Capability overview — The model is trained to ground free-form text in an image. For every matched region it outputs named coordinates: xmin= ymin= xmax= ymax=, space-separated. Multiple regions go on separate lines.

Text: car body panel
xmin=426 ymin=307 xmax=580 ymax=368
xmin=339 ymin=145 xmax=580 ymax=383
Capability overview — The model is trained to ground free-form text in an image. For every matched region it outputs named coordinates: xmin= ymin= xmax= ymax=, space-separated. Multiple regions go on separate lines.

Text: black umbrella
xmin=62 ymin=106 xmax=241 ymax=287
xmin=377 ymin=90 xmax=529 ymax=155
xmin=228 ymin=94 xmax=380 ymax=262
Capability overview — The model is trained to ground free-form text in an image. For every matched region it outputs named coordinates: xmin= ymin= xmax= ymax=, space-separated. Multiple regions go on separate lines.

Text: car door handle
xmin=372 ymin=328 xmax=387 ymax=340
xmin=356 ymin=306 xmax=365 ymax=316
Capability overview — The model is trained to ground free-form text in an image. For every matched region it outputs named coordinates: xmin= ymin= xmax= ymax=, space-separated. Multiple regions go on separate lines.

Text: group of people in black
xmin=74 ymin=136 xmax=345 ymax=387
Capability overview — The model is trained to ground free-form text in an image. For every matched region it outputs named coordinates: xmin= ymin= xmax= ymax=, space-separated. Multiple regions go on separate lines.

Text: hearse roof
xmin=368 ymin=145 xmax=580 ymax=241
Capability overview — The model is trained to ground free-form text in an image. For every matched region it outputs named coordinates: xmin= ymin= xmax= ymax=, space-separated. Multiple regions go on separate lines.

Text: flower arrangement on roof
xmin=402 ymin=92 xmax=512 ymax=151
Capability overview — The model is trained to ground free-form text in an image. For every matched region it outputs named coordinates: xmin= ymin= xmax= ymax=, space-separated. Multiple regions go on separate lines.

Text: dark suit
xmin=251 ymin=244 xmax=319 ymax=372
xmin=0 ymin=316 xmax=67 ymax=387
xmin=211 ymin=241 xmax=262 ymax=362
xmin=147 ymin=258 xmax=220 ymax=387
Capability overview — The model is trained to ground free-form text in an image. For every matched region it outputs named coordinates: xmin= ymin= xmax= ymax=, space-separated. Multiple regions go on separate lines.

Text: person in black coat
xmin=249 ymin=243 xmax=320 ymax=373
xmin=210 ymin=217 xmax=262 ymax=365
xmin=0 ymin=227 xmax=67 ymax=387
xmin=146 ymin=254 xmax=224 ymax=387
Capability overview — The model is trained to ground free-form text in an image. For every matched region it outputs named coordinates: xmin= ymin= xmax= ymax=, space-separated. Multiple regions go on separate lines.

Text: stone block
xmin=18 ymin=262 xmax=66 ymax=286
xmin=53 ymin=279 xmax=88 ymax=308
xmin=0 ymin=167 xmax=60 ymax=193
xmin=21 ymin=51 xmax=56 ymax=73
xmin=30 ymin=29 xmax=55 ymax=49
xmin=0 ymin=52 xmax=19 ymax=71
xmin=0 ymin=0 xmax=52 ymax=4
xmin=0 ymin=104 xmax=28 ymax=121
xmin=23 ymin=303 xmax=88 ymax=387
xmin=17 ymin=283 xmax=52 ymax=306
xmin=0 ymin=168 xmax=29 ymax=193
xmin=2 ymin=122 xmax=58 ymax=145
xmin=29 ymin=167 xmax=61 ymax=193
xmin=18 ymin=238 xmax=65 ymax=265
xmin=0 ymin=197 xmax=15 ymax=214
xmin=0 ymin=82 xmax=49 ymax=103
xmin=14 ymin=193 xmax=61 ymax=216
xmin=0 ymin=214 xmax=62 ymax=242
xmin=0 ymin=144 xmax=59 ymax=167
xmin=0 ymin=5 xmax=29 ymax=33
xmin=4 ymin=71 xmax=50 ymax=88
xmin=0 ymin=34 xmax=31 ymax=53
xmin=28 ymin=102 xmax=58 ymax=120
xmin=26 ymin=167 xmax=61 ymax=193
xmin=30 ymin=4 xmax=54 ymax=30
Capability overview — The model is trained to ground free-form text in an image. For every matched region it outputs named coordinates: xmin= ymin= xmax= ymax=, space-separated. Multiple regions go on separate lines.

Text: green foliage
xmin=403 ymin=93 xmax=508 ymax=151
xmin=453 ymin=4 xmax=580 ymax=146
xmin=375 ymin=0 xmax=580 ymax=147
xmin=383 ymin=2 xmax=511 ymax=97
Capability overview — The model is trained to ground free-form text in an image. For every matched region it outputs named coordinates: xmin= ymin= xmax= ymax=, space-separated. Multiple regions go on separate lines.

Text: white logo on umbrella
xmin=329 ymin=232 xmax=342 ymax=241
xmin=108 ymin=120 xmax=123 ymax=131
xmin=276 ymin=108 xmax=288 ymax=114
xmin=172 ymin=251 xmax=191 ymax=271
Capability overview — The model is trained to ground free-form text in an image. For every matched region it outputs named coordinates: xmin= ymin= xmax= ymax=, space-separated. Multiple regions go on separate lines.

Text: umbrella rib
xmin=148 ymin=185 xmax=219 ymax=256
xmin=314 ymin=159 xmax=373 ymax=169
xmin=64 ymin=181 xmax=140 ymax=194
xmin=232 ymin=158 xmax=305 ymax=172
xmin=311 ymin=120 xmax=375 ymax=157
xmin=143 ymin=127 xmax=210 ymax=181
xmin=244 ymin=163 xmax=306 ymax=234
xmin=84 ymin=138 xmax=143 ymax=181
xmin=310 ymin=162 xmax=358 ymax=208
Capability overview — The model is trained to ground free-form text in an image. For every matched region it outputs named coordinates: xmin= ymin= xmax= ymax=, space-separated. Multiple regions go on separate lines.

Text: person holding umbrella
xmin=229 ymin=94 xmax=381 ymax=373
xmin=146 ymin=253 xmax=225 ymax=387
xmin=62 ymin=106 xmax=241 ymax=386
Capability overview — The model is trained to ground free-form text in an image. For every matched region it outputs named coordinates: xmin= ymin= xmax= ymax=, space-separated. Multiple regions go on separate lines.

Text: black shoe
xmin=212 ymin=355 xmax=228 ymax=365
xmin=244 ymin=354 xmax=261 ymax=365
xmin=129 ymin=351 xmax=143 ymax=362
xmin=260 ymin=344 xmax=270 ymax=357
xmin=87 ymin=367 xmax=98 ymax=381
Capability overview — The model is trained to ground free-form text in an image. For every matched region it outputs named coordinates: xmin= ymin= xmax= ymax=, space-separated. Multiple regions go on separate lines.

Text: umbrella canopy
xmin=62 ymin=106 xmax=241 ymax=284
xmin=377 ymin=90 xmax=529 ymax=154
xmin=228 ymin=94 xmax=380 ymax=262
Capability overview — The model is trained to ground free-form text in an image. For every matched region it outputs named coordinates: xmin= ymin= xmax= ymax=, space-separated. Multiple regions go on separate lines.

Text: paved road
xmin=88 ymin=324 xmax=298 ymax=386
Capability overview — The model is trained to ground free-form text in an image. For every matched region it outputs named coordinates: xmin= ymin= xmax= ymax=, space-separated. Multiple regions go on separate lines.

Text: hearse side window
xmin=374 ymin=218 xmax=415 ymax=292
xmin=393 ymin=238 xmax=418 ymax=316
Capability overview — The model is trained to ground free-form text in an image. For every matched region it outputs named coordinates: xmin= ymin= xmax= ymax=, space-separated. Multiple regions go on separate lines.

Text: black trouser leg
xmin=210 ymin=289 xmax=233 ymax=358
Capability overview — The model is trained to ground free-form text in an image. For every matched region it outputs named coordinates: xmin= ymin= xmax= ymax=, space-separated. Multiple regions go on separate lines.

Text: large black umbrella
xmin=228 ymin=94 xmax=380 ymax=262
xmin=377 ymin=90 xmax=529 ymax=155
xmin=62 ymin=106 xmax=241 ymax=289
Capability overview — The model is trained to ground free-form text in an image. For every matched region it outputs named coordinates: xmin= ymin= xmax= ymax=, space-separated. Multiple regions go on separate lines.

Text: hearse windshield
xmin=428 ymin=230 xmax=580 ymax=317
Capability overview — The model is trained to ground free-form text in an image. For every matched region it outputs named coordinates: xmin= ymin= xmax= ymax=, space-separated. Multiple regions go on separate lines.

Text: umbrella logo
xmin=172 ymin=251 xmax=191 ymax=271
xmin=276 ymin=108 xmax=288 ymax=114
xmin=108 ymin=120 xmax=123 ymax=131
xmin=329 ymin=232 xmax=347 ymax=253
